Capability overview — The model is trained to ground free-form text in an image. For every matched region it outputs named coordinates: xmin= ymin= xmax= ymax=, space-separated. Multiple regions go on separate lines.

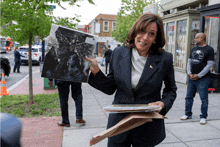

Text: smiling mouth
xmin=139 ymin=41 xmax=147 ymax=45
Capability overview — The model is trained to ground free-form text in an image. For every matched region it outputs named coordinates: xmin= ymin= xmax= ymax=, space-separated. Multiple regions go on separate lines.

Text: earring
xmin=153 ymin=42 xmax=156 ymax=44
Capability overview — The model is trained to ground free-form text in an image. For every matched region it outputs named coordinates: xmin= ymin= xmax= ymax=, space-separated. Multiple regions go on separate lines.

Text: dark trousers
xmin=13 ymin=61 xmax=21 ymax=72
xmin=57 ymin=82 xmax=83 ymax=124
xmin=108 ymin=131 xmax=154 ymax=147
xmin=105 ymin=61 xmax=110 ymax=74
xmin=185 ymin=77 xmax=210 ymax=118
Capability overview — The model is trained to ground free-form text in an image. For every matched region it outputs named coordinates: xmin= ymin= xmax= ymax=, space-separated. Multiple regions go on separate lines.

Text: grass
xmin=0 ymin=93 xmax=61 ymax=118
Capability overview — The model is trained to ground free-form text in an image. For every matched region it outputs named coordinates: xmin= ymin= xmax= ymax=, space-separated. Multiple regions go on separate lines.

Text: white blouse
xmin=131 ymin=49 xmax=148 ymax=89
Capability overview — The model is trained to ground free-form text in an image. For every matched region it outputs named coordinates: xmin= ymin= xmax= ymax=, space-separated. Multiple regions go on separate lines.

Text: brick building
xmin=86 ymin=14 xmax=121 ymax=56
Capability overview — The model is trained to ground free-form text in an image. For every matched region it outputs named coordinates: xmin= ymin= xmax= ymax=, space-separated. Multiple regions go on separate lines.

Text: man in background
xmin=180 ymin=33 xmax=214 ymax=125
xmin=13 ymin=47 xmax=25 ymax=73
xmin=104 ymin=45 xmax=112 ymax=74
xmin=49 ymin=79 xmax=86 ymax=127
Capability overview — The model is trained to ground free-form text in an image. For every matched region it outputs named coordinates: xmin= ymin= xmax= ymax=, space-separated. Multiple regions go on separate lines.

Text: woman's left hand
xmin=148 ymin=101 xmax=165 ymax=112
xmin=85 ymin=56 xmax=100 ymax=76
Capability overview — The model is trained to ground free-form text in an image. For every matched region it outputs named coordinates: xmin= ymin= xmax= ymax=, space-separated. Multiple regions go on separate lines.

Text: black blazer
xmin=88 ymin=46 xmax=177 ymax=146
xmin=104 ymin=49 xmax=113 ymax=62
xmin=14 ymin=50 xmax=24 ymax=63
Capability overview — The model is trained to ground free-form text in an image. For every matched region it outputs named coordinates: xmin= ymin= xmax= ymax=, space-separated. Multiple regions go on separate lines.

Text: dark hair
xmin=125 ymin=13 xmax=165 ymax=54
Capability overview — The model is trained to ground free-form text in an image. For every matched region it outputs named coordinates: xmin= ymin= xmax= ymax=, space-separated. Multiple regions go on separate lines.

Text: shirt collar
xmin=132 ymin=48 xmax=148 ymax=61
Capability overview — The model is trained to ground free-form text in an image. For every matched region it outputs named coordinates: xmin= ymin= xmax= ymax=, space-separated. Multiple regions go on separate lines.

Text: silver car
xmin=19 ymin=45 xmax=43 ymax=65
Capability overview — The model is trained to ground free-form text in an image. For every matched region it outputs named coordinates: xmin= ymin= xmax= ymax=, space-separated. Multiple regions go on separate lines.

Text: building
xmin=85 ymin=14 xmax=121 ymax=56
xmin=160 ymin=0 xmax=220 ymax=90
xmin=76 ymin=25 xmax=85 ymax=32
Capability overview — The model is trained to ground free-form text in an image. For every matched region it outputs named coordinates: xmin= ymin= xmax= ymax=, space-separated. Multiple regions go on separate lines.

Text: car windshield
xmin=19 ymin=48 xmax=39 ymax=52
xmin=32 ymin=49 xmax=38 ymax=52
xmin=19 ymin=48 xmax=28 ymax=52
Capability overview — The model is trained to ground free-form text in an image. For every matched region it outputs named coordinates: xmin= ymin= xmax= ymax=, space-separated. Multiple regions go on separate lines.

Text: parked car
xmin=19 ymin=45 xmax=43 ymax=65
xmin=0 ymin=56 xmax=11 ymax=81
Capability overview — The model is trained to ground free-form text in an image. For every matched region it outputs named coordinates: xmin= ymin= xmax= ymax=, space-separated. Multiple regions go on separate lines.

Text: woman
xmin=86 ymin=13 xmax=177 ymax=147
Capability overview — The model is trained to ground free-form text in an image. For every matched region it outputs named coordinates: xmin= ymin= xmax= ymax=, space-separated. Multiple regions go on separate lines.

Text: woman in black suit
xmin=86 ymin=13 xmax=177 ymax=147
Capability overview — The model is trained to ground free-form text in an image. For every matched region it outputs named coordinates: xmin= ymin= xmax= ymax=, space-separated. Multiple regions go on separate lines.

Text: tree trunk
xmin=28 ymin=33 xmax=34 ymax=105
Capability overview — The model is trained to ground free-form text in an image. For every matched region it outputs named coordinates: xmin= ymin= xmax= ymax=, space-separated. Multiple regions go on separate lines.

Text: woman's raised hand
xmin=85 ymin=56 xmax=100 ymax=76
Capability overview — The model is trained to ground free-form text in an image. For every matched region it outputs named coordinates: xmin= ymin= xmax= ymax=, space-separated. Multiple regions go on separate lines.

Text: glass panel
xmin=112 ymin=22 xmax=116 ymax=31
xmin=190 ymin=20 xmax=200 ymax=49
xmin=32 ymin=49 xmax=38 ymax=52
xmin=163 ymin=23 xmax=166 ymax=35
xmin=175 ymin=20 xmax=187 ymax=69
xmin=19 ymin=48 xmax=28 ymax=51
xmin=166 ymin=22 xmax=175 ymax=54
xmin=0 ymin=39 xmax=6 ymax=48
xmin=204 ymin=15 xmax=219 ymax=73
xmin=104 ymin=21 xmax=108 ymax=31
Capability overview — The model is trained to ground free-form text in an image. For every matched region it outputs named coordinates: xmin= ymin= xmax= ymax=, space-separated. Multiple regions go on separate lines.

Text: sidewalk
xmin=7 ymin=57 xmax=220 ymax=147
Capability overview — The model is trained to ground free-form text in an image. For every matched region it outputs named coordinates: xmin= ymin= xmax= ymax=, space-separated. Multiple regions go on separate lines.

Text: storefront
xmin=198 ymin=3 xmax=220 ymax=92
xmin=162 ymin=9 xmax=201 ymax=84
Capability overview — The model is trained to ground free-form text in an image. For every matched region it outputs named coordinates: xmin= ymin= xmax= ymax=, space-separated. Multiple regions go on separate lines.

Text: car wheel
xmin=0 ymin=65 xmax=5 ymax=81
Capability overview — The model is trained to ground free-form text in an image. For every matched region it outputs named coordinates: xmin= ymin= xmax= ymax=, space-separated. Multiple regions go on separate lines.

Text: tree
xmin=0 ymin=0 xmax=94 ymax=105
xmin=111 ymin=0 xmax=155 ymax=43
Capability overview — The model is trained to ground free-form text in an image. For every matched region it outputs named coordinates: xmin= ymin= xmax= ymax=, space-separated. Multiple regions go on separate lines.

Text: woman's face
xmin=134 ymin=22 xmax=157 ymax=56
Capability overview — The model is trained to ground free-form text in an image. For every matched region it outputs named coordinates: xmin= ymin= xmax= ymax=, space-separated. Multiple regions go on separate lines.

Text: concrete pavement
xmin=6 ymin=57 xmax=220 ymax=147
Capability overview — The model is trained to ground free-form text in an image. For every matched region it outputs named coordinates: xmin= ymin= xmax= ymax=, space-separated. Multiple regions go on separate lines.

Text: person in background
xmin=100 ymin=52 xmax=105 ymax=67
xmin=13 ymin=46 xmax=25 ymax=73
xmin=104 ymin=45 xmax=113 ymax=74
xmin=180 ymin=33 xmax=214 ymax=125
xmin=49 ymin=79 xmax=86 ymax=127
xmin=86 ymin=13 xmax=177 ymax=147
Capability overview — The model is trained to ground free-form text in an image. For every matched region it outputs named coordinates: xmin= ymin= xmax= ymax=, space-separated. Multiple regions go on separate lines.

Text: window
xmin=204 ymin=15 xmax=219 ymax=73
xmin=32 ymin=48 xmax=39 ymax=52
xmin=19 ymin=48 xmax=29 ymax=52
xmin=175 ymin=19 xmax=187 ymax=69
xmin=103 ymin=21 xmax=109 ymax=32
xmin=112 ymin=21 xmax=116 ymax=31
xmin=190 ymin=20 xmax=200 ymax=50
xmin=166 ymin=22 xmax=175 ymax=53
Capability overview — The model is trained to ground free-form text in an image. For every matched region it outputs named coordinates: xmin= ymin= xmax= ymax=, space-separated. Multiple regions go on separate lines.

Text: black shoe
xmin=57 ymin=121 xmax=70 ymax=127
xmin=76 ymin=119 xmax=86 ymax=124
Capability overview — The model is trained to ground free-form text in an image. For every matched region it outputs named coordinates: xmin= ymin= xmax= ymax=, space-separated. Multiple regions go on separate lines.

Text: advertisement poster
xmin=167 ymin=22 xmax=175 ymax=36
xmin=192 ymin=20 xmax=200 ymax=30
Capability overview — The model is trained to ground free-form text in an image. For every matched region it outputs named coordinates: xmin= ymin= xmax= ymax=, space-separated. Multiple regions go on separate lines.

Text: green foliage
xmin=0 ymin=0 xmax=95 ymax=45
xmin=0 ymin=0 xmax=94 ymax=105
xmin=0 ymin=93 xmax=61 ymax=118
xmin=111 ymin=0 xmax=155 ymax=43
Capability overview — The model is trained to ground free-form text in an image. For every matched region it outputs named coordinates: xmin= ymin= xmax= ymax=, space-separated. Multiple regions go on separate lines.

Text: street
xmin=0 ymin=51 xmax=40 ymax=89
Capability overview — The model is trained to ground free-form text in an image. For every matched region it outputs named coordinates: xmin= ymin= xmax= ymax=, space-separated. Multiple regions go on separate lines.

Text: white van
xmin=19 ymin=45 xmax=43 ymax=65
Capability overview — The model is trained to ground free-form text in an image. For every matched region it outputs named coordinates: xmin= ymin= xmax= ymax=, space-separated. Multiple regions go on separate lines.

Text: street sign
xmin=143 ymin=3 xmax=158 ymax=14
xmin=49 ymin=5 xmax=56 ymax=10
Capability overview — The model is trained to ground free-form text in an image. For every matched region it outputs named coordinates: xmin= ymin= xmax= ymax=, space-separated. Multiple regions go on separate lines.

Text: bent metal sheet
xmin=41 ymin=24 xmax=97 ymax=83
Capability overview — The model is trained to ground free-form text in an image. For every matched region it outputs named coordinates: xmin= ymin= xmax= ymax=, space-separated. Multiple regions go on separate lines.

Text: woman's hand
xmin=48 ymin=81 xmax=53 ymax=87
xmin=85 ymin=56 xmax=100 ymax=76
xmin=148 ymin=101 xmax=165 ymax=112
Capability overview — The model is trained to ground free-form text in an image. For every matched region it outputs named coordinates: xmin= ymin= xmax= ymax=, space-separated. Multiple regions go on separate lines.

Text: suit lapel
xmin=134 ymin=54 xmax=161 ymax=91
xmin=118 ymin=49 xmax=133 ymax=92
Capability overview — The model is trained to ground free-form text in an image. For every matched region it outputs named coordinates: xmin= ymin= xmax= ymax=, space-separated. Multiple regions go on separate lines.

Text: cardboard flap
xmin=90 ymin=112 xmax=166 ymax=146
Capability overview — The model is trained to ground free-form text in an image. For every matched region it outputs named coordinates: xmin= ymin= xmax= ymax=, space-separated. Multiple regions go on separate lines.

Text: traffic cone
xmin=0 ymin=73 xmax=9 ymax=96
